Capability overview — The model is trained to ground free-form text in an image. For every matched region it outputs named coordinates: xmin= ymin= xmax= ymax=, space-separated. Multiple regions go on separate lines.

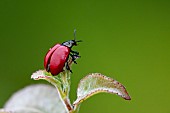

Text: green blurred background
xmin=0 ymin=0 xmax=170 ymax=113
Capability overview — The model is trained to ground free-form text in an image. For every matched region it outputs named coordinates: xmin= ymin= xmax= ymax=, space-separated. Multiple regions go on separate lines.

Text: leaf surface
xmin=73 ymin=73 xmax=131 ymax=105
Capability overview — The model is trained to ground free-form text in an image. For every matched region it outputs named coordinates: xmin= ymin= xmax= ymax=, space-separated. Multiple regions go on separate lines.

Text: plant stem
xmin=64 ymin=97 xmax=73 ymax=112
xmin=60 ymin=71 xmax=75 ymax=113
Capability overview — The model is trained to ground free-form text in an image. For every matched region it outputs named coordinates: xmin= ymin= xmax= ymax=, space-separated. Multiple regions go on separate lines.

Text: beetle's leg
xmin=70 ymin=53 xmax=80 ymax=64
xmin=73 ymin=53 xmax=81 ymax=59
xmin=66 ymin=61 xmax=73 ymax=73
xmin=70 ymin=50 xmax=79 ymax=56
xmin=70 ymin=54 xmax=77 ymax=64
xmin=71 ymin=50 xmax=81 ymax=59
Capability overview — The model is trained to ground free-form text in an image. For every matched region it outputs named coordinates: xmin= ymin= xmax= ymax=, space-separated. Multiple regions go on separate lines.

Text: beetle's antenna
xmin=74 ymin=29 xmax=76 ymax=40
xmin=74 ymin=29 xmax=82 ymax=43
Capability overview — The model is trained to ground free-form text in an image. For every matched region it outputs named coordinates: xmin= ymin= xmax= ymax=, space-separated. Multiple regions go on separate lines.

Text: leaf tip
xmin=124 ymin=95 xmax=131 ymax=100
xmin=31 ymin=70 xmax=46 ymax=80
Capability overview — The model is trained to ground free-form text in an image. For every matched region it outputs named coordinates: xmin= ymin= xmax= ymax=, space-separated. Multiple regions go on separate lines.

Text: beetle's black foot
xmin=66 ymin=62 xmax=73 ymax=73
xmin=73 ymin=60 xmax=77 ymax=64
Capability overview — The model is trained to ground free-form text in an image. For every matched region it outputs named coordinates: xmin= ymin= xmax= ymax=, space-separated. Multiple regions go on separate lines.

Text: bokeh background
xmin=0 ymin=0 xmax=170 ymax=113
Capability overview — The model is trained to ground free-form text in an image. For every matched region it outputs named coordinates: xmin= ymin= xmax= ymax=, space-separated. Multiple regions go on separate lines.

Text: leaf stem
xmin=60 ymin=71 xmax=74 ymax=112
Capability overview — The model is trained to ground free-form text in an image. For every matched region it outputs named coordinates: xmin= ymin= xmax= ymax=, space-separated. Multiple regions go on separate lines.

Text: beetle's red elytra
xmin=49 ymin=46 xmax=70 ymax=75
xmin=44 ymin=30 xmax=81 ymax=75
xmin=44 ymin=44 xmax=61 ymax=70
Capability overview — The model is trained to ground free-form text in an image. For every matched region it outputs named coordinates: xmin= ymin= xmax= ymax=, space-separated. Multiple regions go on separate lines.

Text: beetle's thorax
xmin=62 ymin=40 xmax=77 ymax=48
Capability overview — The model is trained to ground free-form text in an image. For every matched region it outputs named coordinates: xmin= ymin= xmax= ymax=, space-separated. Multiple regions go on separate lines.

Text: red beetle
xmin=44 ymin=30 xmax=81 ymax=75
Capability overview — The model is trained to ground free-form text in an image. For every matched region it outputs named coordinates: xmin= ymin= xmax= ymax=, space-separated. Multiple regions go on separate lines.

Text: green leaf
xmin=73 ymin=73 xmax=131 ymax=105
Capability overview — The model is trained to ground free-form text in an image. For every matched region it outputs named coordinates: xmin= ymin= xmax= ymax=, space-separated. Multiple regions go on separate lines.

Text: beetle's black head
xmin=62 ymin=40 xmax=82 ymax=48
xmin=62 ymin=29 xmax=82 ymax=48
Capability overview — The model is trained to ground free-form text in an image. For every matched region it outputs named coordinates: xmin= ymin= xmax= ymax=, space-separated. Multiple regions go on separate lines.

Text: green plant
xmin=31 ymin=56 xmax=131 ymax=113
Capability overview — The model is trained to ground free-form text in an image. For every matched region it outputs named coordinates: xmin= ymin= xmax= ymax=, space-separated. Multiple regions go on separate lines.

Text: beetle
xmin=44 ymin=30 xmax=81 ymax=75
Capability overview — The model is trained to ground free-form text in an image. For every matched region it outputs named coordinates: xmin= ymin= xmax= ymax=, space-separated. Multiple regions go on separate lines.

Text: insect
xmin=44 ymin=30 xmax=81 ymax=75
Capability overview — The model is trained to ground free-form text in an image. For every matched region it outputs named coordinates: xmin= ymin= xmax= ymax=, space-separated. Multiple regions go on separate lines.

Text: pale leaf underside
xmin=73 ymin=73 xmax=131 ymax=105
xmin=4 ymin=84 xmax=67 ymax=113
xmin=31 ymin=70 xmax=48 ymax=80
xmin=31 ymin=70 xmax=61 ymax=86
